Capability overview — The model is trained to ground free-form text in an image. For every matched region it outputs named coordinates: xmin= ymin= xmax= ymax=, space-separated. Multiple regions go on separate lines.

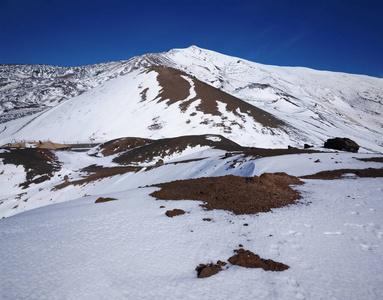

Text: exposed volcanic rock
xmin=150 ymin=66 xmax=286 ymax=129
xmin=53 ymin=165 xmax=141 ymax=190
xmin=113 ymin=134 xmax=243 ymax=165
xmin=301 ymin=167 xmax=383 ymax=179
xmin=195 ymin=261 xmax=226 ymax=278
xmin=324 ymin=137 xmax=359 ymax=153
xmin=357 ymin=157 xmax=383 ymax=163
xmin=228 ymin=249 xmax=289 ymax=271
xmin=0 ymin=148 xmax=60 ymax=188
xmin=94 ymin=137 xmax=154 ymax=156
xmin=165 ymin=209 xmax=185 ymax=217
xmin=151 ymin=173 xmax=303 ymax=215
xmin=95 ymin=197 xmax=117 ymax=203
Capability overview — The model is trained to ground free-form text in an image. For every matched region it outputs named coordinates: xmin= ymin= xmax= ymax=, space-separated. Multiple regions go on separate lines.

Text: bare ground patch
xmin=150 ymin=173 xmax=303 ymax=215
xmin=0 ymin=148 xmax=60 ymax=189
xmin=357 ymin=157 xmax=383 ymax=163
xmin=95 ymin=197 xmax=117 ymax=203
xmin=53 ymin=165 xmax=141 ymax=190
xmin=149 ymin=66 xmax=286 ymax=129
xmin=94 ymin=137 xmax=154 ymax=157
xmin=113 ymin=134 xmax=243 ymax=165
xmin=301 ymin=167 xmax=383 ymax=180
xmin=196 ymin=249 xmax=289 ymax=278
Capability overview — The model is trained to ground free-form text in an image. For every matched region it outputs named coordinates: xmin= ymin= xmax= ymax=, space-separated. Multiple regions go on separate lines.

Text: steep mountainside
xmin=1 ymin=46 xmax=382 ymax=151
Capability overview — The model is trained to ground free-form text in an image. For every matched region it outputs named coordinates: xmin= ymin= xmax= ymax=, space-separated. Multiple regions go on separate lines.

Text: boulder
xmin=324 ymin=137 xmax=359 ymax=153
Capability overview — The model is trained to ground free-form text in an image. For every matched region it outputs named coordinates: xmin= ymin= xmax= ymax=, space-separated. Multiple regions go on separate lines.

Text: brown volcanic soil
xmin=301 ymin=167 xmax=383 ymax=180
xmin=95 ymin=197 xmax=117 ymax=203
xmin=228 ymin=249 xmax=289 ymax=271
xmin=151 ymin=173 xmax=303 ymax=215
xmin=196 ymin=250 xmax=288 ymax=278
xmin=0 ymin=148 xmax=60 ymax=189
xmin=95 ymin=137 xmax=154 ymax=156
xmin=150 ymin=66 xmax=286 ymax=129
xmin=357 ymin=157 xmax=383 ymax=163
xmin=53 ymin=164 xmax=141 ymax=190
xmin=113 ymin=134 xmax=243 ymax=165
xmin=112 ymin=134 xmax=320 ymax=166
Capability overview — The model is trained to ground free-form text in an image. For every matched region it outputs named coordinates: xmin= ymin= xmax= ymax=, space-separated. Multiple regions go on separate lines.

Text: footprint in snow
xmin=324 ymin=231 xmax=343 ymax=235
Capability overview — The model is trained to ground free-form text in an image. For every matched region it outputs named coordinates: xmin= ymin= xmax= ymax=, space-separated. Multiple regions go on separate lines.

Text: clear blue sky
xmin=1 ymin=0 xmax=382 ymax=77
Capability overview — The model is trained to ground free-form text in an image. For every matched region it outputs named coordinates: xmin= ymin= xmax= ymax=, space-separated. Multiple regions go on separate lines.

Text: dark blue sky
xmin=1 ymin=0 xmax=382 ymax=77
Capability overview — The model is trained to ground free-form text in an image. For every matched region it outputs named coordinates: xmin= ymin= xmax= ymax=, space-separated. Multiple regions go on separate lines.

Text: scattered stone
xmin=324 ymin=137 xmax=359 ymax=153
xmin=95 ymin=197 xmax=117 ymax=203
xmin=304 ymin=144 xmax=313 ymax=149
xmin=228 ymin=249 xmax=289 ymax=271
xmin=165 ymin=209 xmax=185 ymax=217
xmin=196 ymin=263 xmax=223 ymax=278
xmin=155 ymin=159 xmax=164 ymax=166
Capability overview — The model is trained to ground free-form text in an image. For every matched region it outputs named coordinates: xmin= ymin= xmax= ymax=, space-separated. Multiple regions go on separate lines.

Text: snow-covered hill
xmin=1 ymin=46 xmax=382 ymax=151
xmin=1 ymin=46 xmax=383 ymax=299
xmin=1 ymin=137 xmax=382 ymax=299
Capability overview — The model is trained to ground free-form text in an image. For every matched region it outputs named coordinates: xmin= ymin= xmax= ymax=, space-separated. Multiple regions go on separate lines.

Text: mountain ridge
xmin=1 ymin=46 xmax=382 ymax=152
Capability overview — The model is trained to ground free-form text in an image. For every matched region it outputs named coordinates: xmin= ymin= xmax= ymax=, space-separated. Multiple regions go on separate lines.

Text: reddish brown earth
xmin=151 ymin=173 xmax=303 ymax=215
xmin=196 ymin=261 xmax=227 ymax=278
xmin=196 ymin=250 xmax=288 ymax=278
xmin=301 ymin=167 xmax=383 ymax=180
xmin=96 ymin=137 xmax=154 ymax=156
xmin=95 ymin=197 xmax=117 ymax=203
xmin=0 ymin=148 xmax=60 ymax=189
xmin=165 ymin=209 xmax=185 ymax=217
xmin=53 ymin=165 xmax=141 ymax=190
xmin=150 ymin=66 xmax=286 ymax=129
xmin=113 ymin=134 xmax=244 ymax=165
xmin=228 ymin=249 xmax=289 ymax=271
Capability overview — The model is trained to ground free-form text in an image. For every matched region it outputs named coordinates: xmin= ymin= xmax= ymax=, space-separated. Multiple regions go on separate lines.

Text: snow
xmin=1 ymin=45 xmax=383 ymax=299
xmin=0 ymin=149 xmax=382 ymax=299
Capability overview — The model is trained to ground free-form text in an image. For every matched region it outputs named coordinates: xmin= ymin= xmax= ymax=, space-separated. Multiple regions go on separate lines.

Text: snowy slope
xmin=1 ymin=46 xmax=382 ymax=152
xmin=0 ymin=145 xmax=382 ymax=299
xmin=0 ymin=66 xmax=295 ymax=148
xmin=161 ymin=46 xmax=383 ymax=152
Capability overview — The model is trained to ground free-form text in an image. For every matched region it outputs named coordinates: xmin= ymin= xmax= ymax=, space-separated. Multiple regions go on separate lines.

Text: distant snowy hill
xmin=1 ymin=46 xmax=382 ymax=151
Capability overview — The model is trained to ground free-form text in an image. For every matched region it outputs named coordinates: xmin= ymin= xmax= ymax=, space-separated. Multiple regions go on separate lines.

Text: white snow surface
xmin=1 ymin=46 xmax=383 ymax=299
xmin=0 ymin=145 xmax=383 ymax=299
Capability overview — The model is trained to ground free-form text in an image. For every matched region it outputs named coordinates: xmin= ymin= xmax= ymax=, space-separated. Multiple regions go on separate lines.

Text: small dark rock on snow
xmin=165 ymin=209 xmax=185 ymax=217
xmin=324 ymin=137 xmax=359 ymax=153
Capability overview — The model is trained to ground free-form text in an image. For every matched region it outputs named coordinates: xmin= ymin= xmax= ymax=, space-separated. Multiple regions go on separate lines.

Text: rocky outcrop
xmin=324 ymin=137 xmax=359 ymax=153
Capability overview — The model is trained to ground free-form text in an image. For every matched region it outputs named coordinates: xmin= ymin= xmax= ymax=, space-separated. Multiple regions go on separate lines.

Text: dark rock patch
xmin=196 ymin=262 xmax=224 ymax=278
xmin=165 ymin=209 xmax=185 ymax=217
xmin=95 ymin=197 xmax=117 ymax=203
xmin=324 ymin=137 xmax=359 ymax=153
xmin=228 ymin=249 xmax=289 ymax=271
xmin=0 ymin=148 xmax=60 ymax=189
xmin=53 ymin=165 xmax=141 ymax=190
xmin=94 ymin=137 xmax=154 ymax=157
xmin=151 ymin=173 xmax=303 ymax=215
xmin=357 ymin=157 xmax=383 ymax=163
xmin=149 ymin=66 xmax=286 ymax=129
xmin=301 ymin=167 xmax=383 ymax=180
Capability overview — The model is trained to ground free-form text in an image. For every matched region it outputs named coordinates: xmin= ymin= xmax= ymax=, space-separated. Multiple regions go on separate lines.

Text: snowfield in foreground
xmin=0 ymin=146 xmax=382 ymax=300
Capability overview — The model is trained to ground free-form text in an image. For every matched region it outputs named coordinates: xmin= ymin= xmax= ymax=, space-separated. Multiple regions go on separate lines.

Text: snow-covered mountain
xmin=1 ymin=46 xmax=382 ymax=151
xmin=1 ymin=46 xmax=383 ymax=299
